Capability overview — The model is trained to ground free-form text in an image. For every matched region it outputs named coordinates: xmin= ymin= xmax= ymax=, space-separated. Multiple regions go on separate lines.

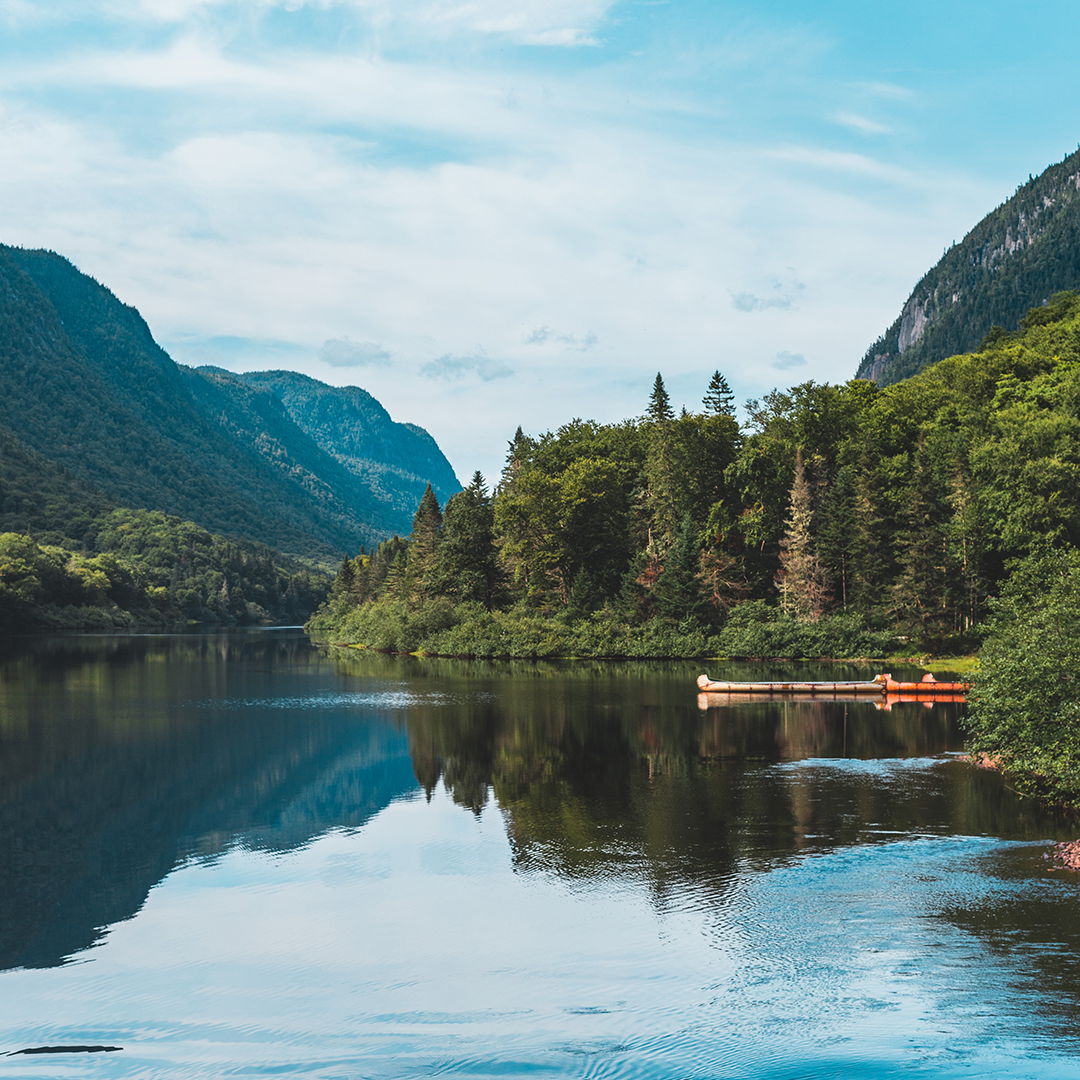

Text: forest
xmin=310 ymin=290 xmax=1080 ymax=665
xmin=0 ymin=509 xmax=329 ymax=631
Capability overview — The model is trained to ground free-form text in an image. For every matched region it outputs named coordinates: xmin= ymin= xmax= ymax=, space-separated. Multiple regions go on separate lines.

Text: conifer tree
xmin=498 ymin=426 xmax=531 ymax=493
xmin=645 ymin=373 xmax=677 ymax=549
xmin=890 ymin=433 xmax=953 ymax=639
xmin=647 ymin=373 xmax=674 ymax=423
xmin=432 ymin=472 xmax=503 ymax=608
xmin=330 ymin=553 xmax=356 ymax=601
xmin=408 ymin=484 xmax=443 ymax=601
xmin=776 ymin=450 xmax=827 ymax=622
xmin=651 ymin=515 xmax=709 ymax=622
xmin=703 ymin=370 xmax=736 ymax=416
xmin=848 ymin=442 xmax=887 ymax=619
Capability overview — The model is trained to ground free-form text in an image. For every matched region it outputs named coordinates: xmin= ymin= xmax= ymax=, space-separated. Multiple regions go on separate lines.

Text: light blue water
xmin=0 ymin=633 xmax=1077 ymax=1078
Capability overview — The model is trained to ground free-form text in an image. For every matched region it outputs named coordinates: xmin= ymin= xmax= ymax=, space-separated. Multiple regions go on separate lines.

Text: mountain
xmin=0 ymin=245 xmax=459 ymax=558
xmin=237 ymin=370 xmax=460 ymax=510
xmin=856 ymin=147 xmax=1080 ymax=385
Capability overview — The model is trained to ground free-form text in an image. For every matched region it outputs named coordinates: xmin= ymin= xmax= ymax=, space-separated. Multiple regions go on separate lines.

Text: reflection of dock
xmin=695 ymin=672 xmax=969 ymax=711
xmin=697 ymin=691 xmax=965 ymax=711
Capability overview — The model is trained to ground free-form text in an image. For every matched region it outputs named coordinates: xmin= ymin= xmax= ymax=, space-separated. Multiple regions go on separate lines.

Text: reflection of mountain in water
xmin=0 ymin=633 xmax=417 ymax=972
xmin=2 ymin=640 xmax=1072 ymax=976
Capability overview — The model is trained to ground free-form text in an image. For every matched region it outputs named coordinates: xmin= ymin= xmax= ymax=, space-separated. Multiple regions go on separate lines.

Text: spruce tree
xmin=645 ymin=373 xmax=677 ymax=549
xmin=776 ymin=450 xmax=827 ymax=622
xmin=431 ymin=472 xmax=503 ymax=608
xmin=703 ymin=370 xmax=736 ymax=416
xmin=647 ymin=373 xmax=674 ymax=423
xmin=408 ymin=484 xmax=443 ymax=601
xmin=651 ymin=515 xmax=708 ymax=622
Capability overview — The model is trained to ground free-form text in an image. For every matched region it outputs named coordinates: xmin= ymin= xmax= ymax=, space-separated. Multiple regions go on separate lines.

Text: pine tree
xmin=817 ymin=465 xmax=857 ymax=611
xmin=843 ymin=439 xmax=887 ymax=619
xmin=329 ymin=554 xmax=356 ymax=603
xmin=498 ymin=426 xmax=531 ymax=493
xmin=776 ymin=450 xmax=827 ymax=622
xmin=890 ymin=432 xmax=954 ymax=641
xmin=645 ymin=373 xmax=677 ymax=549
xmin=647 ymin=372 xmax=674 ymax=423
xmin=431 ymin=472 xmax=503 ymax=608
xmin=703 ymin=370 xmax=736 ymax=416
xmin=651 ymin=515 xmax=708 ymax=622
xmin=407 ymin=484 xmax=443 ymax=600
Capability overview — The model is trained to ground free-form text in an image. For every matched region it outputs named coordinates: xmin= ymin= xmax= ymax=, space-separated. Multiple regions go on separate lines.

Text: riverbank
xmin=306 ymin=597 xmax=916 ymax=661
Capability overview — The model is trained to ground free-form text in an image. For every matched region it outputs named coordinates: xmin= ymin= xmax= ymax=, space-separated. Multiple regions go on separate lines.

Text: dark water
xmin=0 ymin=631 xmax=1078 ymax=1078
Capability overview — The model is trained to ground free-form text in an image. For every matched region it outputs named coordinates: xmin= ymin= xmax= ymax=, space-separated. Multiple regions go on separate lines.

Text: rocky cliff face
xmin=856 ymin=148 xmax=1080 ymax=386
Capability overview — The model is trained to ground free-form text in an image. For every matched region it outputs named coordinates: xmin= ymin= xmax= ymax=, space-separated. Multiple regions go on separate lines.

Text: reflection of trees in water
xmin=366 ymin=651 xmax=1073 ymax=905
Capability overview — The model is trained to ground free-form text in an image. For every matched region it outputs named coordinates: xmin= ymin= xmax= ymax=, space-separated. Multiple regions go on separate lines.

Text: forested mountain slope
xmin=0 ymin=245 xmax=457 ymax=557
xmin=857 ymin=146 xmax=1080 ymax=385
xmin=237 ymin=370 xmax=460 ymax=510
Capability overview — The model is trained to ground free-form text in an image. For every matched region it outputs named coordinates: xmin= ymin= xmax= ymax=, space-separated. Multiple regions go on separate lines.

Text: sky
xmin=2 ymin=1 xmax=1080 ymax=485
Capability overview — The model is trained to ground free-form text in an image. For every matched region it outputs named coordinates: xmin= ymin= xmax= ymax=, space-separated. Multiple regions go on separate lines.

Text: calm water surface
xmin=0 ymin=630 xmax=1078 ymax=1078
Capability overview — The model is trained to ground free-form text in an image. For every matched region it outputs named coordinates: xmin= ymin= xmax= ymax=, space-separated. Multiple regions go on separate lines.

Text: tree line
xmin=0 ymin=508 xmax=330 ymax=631
xmin=310 ymin=291 xmax=1080 ymax=659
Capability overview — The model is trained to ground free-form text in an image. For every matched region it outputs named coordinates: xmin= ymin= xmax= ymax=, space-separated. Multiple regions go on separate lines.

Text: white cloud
xmin=320 ymin=338 xmax=392 ymax=367
xmin=4 ymin=0 xmax=616 ymax=43
xmin=524 ymin=326 xmax=597 ymax=350
xmin=772 ymin=350 xmax=806 ymax=370
xmin=832 ymin=111 xmax=890 ymax=136
xmin=421 ymin=349 xmax=513 ymax=381
xmin=0 ymin=9 xmax=1007 ymax=483
xmin=731 ymin=269 xmax=806 ymax=312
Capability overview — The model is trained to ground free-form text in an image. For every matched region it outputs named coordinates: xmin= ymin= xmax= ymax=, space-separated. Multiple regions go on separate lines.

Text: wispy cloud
xmin=732 ymin=269 xmax=805 ymax=313
xmin=854 ymin=80 xmax=914 ymax=101
xmin=421 ymin=349 xmax=513 ymax=381
xmin=320 ymin=338 xmax=392 ymax=367
xmin=832 ymin=111 xmax=890 ymax=136
xmin=773 ymin=350 xmax=806 ymax=370
xmin=525 ymin=326 xmax=597 ymax=350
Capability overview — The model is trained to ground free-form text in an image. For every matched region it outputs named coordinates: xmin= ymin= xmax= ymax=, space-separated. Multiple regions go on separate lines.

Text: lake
xmin=1 ymin=629 xmax=1078 ymax=1078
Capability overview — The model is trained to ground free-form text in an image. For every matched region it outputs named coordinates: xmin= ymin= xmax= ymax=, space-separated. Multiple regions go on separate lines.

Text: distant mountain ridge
xmin=232 ymin=369 xmax=460 ymax=510
xmin=857 ymin=146 xmax=1080 ymax=385
xmin=0 ymin=245 xmax=460 ymax=558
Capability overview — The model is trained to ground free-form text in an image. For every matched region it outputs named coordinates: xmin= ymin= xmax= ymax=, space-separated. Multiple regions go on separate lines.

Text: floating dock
xmin=696 ymin=672 xmax=969 ymax=697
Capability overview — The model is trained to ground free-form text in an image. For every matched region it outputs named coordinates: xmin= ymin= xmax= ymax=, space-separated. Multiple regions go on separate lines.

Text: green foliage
xmin=964 ymin=549 xmax=1080 ymax=805
xmin=857 ymin=147 xmax=1080 ymax=386
xmin=0 ymin=509 xmax=329 ymax=632
xmin=0 ymin=246 xmax=460 ymax=560
xmin=311 ymin=300 xmax=1080 ymax=666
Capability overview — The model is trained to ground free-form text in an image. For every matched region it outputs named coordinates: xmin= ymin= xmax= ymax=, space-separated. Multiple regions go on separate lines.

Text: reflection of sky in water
xmin=184 ymin=690 xmax=495 ymax=710
xmin=1 ymin=639 xmax=1079 ymax=1078
xmin=2 ymin=783 xmax=1078 ymax=1079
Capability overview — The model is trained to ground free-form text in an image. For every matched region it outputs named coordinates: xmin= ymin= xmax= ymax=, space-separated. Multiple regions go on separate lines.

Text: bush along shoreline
xmin=963 ymin=549 xmax=1080 ymax=809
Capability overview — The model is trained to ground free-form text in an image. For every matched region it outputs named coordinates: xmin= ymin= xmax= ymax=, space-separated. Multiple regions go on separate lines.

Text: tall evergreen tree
xmin=647 ymin=373 xmax=674 ymax=423
xmin=407 ymin=483 xmax=443 ymax=601
xmin=890 ymin=433 xmax=953 ymax=639
xmin=645 ymin=373 xmax=677 ymax=549
xmin=776 ymin=450 xmax=827 ymax=622
xmin=816 ymin=464 xmax=857 ymax=611
xmin=651 ymin=515 xmax=709 ymax=622
xmin=498 ymin=426 xmax=531 ymax=493
xmin=703 ymin=370 xmax=736 ymax=416
xmin=432 ymin=472 xmax=503 ymax=608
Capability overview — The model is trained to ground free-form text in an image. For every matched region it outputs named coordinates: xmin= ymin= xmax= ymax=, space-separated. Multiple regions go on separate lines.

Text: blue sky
xmin=2 ymin=0 xmax=1079 ymax=483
